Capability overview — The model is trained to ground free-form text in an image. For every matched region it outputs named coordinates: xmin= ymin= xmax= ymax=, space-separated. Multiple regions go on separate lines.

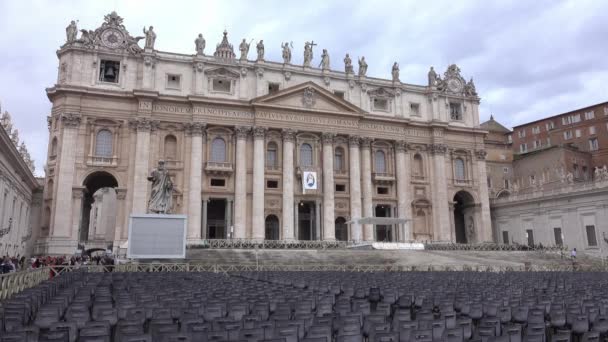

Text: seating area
xmin=1 ymin=270 xmax=608 ymax=342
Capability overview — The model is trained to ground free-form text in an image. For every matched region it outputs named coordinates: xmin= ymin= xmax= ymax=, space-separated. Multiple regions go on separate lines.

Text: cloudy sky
xmin=0 ymin=0 xmax=606 ymax=176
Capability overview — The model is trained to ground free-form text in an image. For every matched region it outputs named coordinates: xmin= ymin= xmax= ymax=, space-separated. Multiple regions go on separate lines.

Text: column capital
xmin=116 ymin=188 xmax=127 ymax=200
xmin=360 ymin=137 xmax=373 ymax=148
xmin=321 ymin=132 xmax=335 ymax=144
xmin=185 ymin=122 xmax=206 ymax=136
xmin=395 ymin=140 xmax=409 ymax=152
xmin=128 ymin=117 xmax=158 ymax=132
xmin=252 ymin=126 xmax=267 ymax=139
xmin=475 ymin=149 xmax=487 ymax=160
xmin=235 ymin=126 xmax=251 ymax=139
xmin=282 ymin=128 xmax=296 ymax=142
xmin=430 ymin=143 xmax=447 ymax=155
xmin=348 ymin=135 xmax=360 ymax=147
xmin=61 ymin=113 xmax=81 ymax=128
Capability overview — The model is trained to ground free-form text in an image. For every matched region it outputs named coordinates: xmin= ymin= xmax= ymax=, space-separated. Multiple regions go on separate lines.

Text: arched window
xmin=50 ymin=137 xmax=58 ymax=157
xmin=334 ymin=147 xmax=344 ymax=172
xmin=164 ymin=135 xmax=177 ymax=160
xmin=300 ymin=143 xmax=313 ymax=167
xmin=413 ymin=154 xmax=424 ymax=176
xmin=454 ymin=158 xmax=465 ymax=180
xmin=211 ymin=137 xmax=226 ymax=162
xmin=266 ymin=142 xmax=278 ymax=168
xmin=375 ymin=150 xmax=386 ymax=173
xmin=95 ymin=129 xmax=113 ymax=157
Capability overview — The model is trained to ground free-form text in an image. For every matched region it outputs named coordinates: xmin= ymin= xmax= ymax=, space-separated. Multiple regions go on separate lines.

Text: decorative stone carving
xmin=61 ymin=113 xmax=82 ymax=128
xmin=281 ymin=42 xmax=292 ymax=64
xmin=239 ymin=39 xmax=250 ymax=61
xmin=475 ymin=149 xmax=487 ymax=160
xmin=72 ymin=189 xmax=84 ymax=199
xmin=66 ymin=20 xmax=78 ymax=43
xmin=392 ymin=62 xmax=400 ymax=82
xmin=349 ymin=79 xmax=356 ymax=89
xmin=192 ymin=61 xmax=204 ymax=72
xmin=358 ymin=56 xmax=368 ymax=77
xmin=128 ymin=117 xmax=153 ymax=131
xmin=302 ymin=87 xmax=315 ymax=108
xmin=303 ymin=41 xmax=316 ymax=67
xmin=144 ymin=56 xmax=156 ymax=68
xmin=348 ymin=135 xmax=360 ymax=147
xmin=323 ymin=76 xmax=330 ymax=86
xmin=284 ymin=71 xmax=292 ymax=81
xmin=147 ymin=160 xmax=173 ymax=214
xmin=252 ymin=126 xmax=267 ymax=139
xmin=195 ymin=33 xmax=206 ymax=55
xmin=241 ymin=67 xmax=248 ymax=77
xmin=256 ymin=67 xmax=264 ymax=78
xmin=143 ymin=26 xmax=156 ymax=49
xmin=464 ymin=78 xmax=477 ymax=97
xmin=282 ymin=128 xmax=296 ymax=142
xmin=256 ymin=40 xmax=264 ymax=61
xmin=235 ymin=126 xmax=251 ymax=139
xmin=395 ymin=140 xmax=408 ymax=152
xmin=116 ymin=189 xmax=127 ymax=200
xmin=1 ymin=110 xmax=13 ymax=132
xmin=368 ymin=87 xmax=395 ymax=98
xmin=429 ymin=144 xmax=447 ymax=155
xmin=10 ymin=129 xmax=19 ymax=146
xmin=68 ymin=12 xmax=143 ymax=55
xmin=321 ymin=132 xmax=335 ymax=144
xmin=344 ymin=54 xmax=353 ymax=74
xmin=319 ymin=49 xmax=330 ymax=70
xmin=214 ymin=30 xmax=236 ymax=59
xmin=185 ymin=122 xmax=206 ymax=136
xmin=360 ymin=137 xmax=372 ymax=148
xmin=46 ymin=116 xmax=52 ymax=131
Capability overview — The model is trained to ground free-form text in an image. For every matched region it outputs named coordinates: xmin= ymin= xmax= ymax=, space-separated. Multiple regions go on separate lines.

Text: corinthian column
xmin=475 ymin=149 xmax=492 ymax=242
xmin=252 ymin=126 xmax=266 ymax=239
xmin=395 ymin=140 xmax=411 ymax=241
xmin=52 ymin=114 xmax=81 ymax=238
xmin=186 ymin=123 xmax=205 ymax=240
xmin=360 ymin=137 xmax=374 ymax=241
xmin=233 ymin=126 xmax=250 ymax=239
xmin=348 ymin=136 xmax=362 ymax=241
xmin=322 ymin=132 xmax=336 ymax=241
xmin=282 ymin=129 xmax=296 ymax=240
xmin=430 ymin=143 xmax=450 ymax=241
xmin=130 ymin=118 xmax=156 ymax=214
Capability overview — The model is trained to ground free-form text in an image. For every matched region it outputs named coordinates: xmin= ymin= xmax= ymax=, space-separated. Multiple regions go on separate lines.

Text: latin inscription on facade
xmin=256 ymin=111 xmax=359 ymax=128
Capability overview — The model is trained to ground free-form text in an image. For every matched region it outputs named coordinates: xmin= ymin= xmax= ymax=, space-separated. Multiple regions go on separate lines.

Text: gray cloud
xmin=0 ymin=0 xmax=606 ymax=176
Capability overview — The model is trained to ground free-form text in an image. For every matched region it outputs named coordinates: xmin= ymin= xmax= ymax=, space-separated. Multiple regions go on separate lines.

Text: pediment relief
xmin=253 ymin=82 xmax=365 ymax=115
xmin=204 ymin=67 xmax=240 ymax=79
xmin=368 ymin=87 xmax=395 ymax=98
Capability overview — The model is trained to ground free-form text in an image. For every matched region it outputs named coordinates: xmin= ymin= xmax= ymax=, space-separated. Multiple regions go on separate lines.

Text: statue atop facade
xmin=194 ymin=33 xmax=205 ymax=55
xmin=256 ymin=40 xmax=265 ymax=61
xmin=239 ymin=39 xmax=250 ymax=61
xmin=1 ymin=110 xmax=12 ymax=133
xmin=66 ymin=20 xmax=78 ymax=43
xmin=281 ymin=42 xmax=292 ymax=64
xmin=10 ymin=129 xmax=19 ymax=146
xmin=147 ymin=160 xmax=173 ymax=214
xmin=143 ymin=26 xmax=156 ymax=49
xmin=358 ymin=56 xmax=368 ymax=76
xmin=303 ymin=41 xmax=315 ymax=67
xmin=344 ymin=54 xmax=353 ymax=74
xmin=392 ymin=62 xmax=400 ymax=82
xmin=464 ymin=78 xmax=477 ymax=96
xmin=319 ymin=49 xmax=330 ymax=70
xmin=428 ymin=66 xmax=437 ymax=87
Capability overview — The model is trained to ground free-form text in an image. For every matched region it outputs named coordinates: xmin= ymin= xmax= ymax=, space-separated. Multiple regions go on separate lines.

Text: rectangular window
xmin=210 ymin=178 xmax=226 ymax=187
xmin=99 ymin=60 xmax=120 ymax=83
xmin=589 ymin=138 xmax=599 ymax=151
xmin=533 ymin=140 xmax=541 ymax=149
xmin=268 ymin=82 xmax=280 ymax=94
xmin=575 ymin=129 xmax=581 ymax=138
xmin=572 ymin=114 xmax=581 ymax=123
xmin=586 ymin=225 xmax=597 ymax=246
xmin=584 ymin=111 xmax=595 ymax=120
xmin=604 ymin=107 xmax=608 ymax=116
xmin=589 ymin=126 xmax=596 ymax=135
xmin=519 ymin=143 xmax=527 ymax=153
xmin=545 ymin=121 xmax=554 ymax=130
xmin=377 ymin=187 xmax=389 ymax=195
xmin=573 ymin=164 xmax=579 ymax=178
xmin=553 ymin=228 xmax=563 ymax=246
xmin=266 ymin=180 xmax=279 ymax=189
xmin=487 ymin=177 xmax=492 ymax=188
xmin=212 ymin=78 xmax=231 ymax=93
xmin=373 ymin=98 xmax=388 ymax=111
xmin=526 ymin=229 xmax=534 ymax=247
xmin=503 ymin=167 xmax=509 ymax=173
xmin=502 ymin=231 xmax=509 ymax=245
xmin=563 ymin=131 xmax=572 ymax=140
xmin=166 ymin=74 xmax=181 ymax=89
xmin=335 ymin=184 xmax=346 ymax=192
xmin=507 ymin=135 xmax=512 ymax=143
xmin=562 ymin=117 xmax=568 ymax=125
xmin=517 ymin=130 xmax=526 ymax=138
xmin=410 ymin=103 xmax=420 ymax=116
xmin=532 ymin=126 xmax=540 ymax=134
xmin=333 ymin=90 xmax=345 ymax=99
xmin=449 ymin=103 xmax=462 ymax=120
xmin=504 ymin=178 xmax=510 ymax=189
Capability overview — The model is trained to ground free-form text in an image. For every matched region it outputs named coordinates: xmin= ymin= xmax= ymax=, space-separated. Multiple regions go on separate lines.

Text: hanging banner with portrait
xmin=302 ymin=171 xmax=317 ymax=191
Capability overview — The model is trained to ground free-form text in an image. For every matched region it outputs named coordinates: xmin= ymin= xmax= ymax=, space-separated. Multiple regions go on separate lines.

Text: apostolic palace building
xmin=38 ymin=12 xmax=492 ymax=254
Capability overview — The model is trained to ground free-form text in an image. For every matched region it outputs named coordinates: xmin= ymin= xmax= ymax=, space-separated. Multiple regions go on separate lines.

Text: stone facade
xmin=38 ymin=13 xmax=492 ymax=254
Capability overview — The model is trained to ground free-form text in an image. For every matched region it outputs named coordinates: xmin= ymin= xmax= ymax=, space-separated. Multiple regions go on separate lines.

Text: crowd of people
xmin=0 ymin=254 xmax=116 ymax=274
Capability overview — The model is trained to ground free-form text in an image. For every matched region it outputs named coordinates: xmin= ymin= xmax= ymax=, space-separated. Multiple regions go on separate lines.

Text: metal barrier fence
xmin=424 ymin=242 xmax=568 ymax=252
xmin=188 ymin=239 xmax=350 ymax=249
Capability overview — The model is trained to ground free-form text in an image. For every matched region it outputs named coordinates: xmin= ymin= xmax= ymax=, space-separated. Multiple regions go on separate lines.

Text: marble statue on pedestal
xmin=147 ymin=160 xmax=173 ymax=214
xmin=143 ymin=26 xmax=156 ymax=49
xmin=256 ymin=40 xmax=264 ymax=61
xmin=344 ymin=54 xmax=353 ymax=74
xmin=281 ymin=42 xmax=292 ymax=64
xmin=358 ymin=57 xmax=367 ymax=76
xmin=239 ymin=39 xmax=250 ymax=60
xmin=195 ymin=34 xmax=205 ymax=55
xmin=392 ymin=62 xmax=400 ymax=82
xmin=303 ymin=41 xmax=315 ymax=67
xmin=428 ymin=66 xmax=437 ymax=87
xmin=319 ymin=49 xmax=330 ymax=70
xmin=66 ymin=20 xmax=78 ymax=43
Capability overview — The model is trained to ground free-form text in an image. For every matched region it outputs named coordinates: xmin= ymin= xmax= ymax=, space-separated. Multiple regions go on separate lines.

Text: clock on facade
xmin=101 ymin=29 xmax=124 ymax=49
xmin=447 ymin=78 xmax=463 ymax=93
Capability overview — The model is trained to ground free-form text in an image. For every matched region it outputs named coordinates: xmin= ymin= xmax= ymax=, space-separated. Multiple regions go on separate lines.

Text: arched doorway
xmin=80 ymin=171 xmax=118 ymax=243
xmin=335 ymin=217 xmax=348 ymax=241
xmin=453 ymin=191 xmax=475 ymax=244
xmin=265 ymin=215 xmax=280 ymax=240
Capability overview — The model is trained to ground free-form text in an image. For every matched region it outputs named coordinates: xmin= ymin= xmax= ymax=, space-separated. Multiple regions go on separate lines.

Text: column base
xmin=35 ymin=237 xmax=79 ymax=255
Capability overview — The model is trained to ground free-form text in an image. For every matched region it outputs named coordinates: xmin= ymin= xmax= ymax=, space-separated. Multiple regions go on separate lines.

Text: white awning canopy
xmin=346 ymin=217 xmax=410 ymax=225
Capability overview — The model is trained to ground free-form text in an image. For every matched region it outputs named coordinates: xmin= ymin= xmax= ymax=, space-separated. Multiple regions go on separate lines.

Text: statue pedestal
xmin=127 ymin=214 xmax=187 ymax=259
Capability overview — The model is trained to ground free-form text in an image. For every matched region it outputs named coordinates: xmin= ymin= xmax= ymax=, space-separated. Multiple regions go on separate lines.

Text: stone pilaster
xmin=395 ymin=140 xmax=411 ymax=241
xmin=70 ymin=187 xmax=85 ymax=240
xmin=282 ymin=129 xmax=296 ymax=240
xmin=348 ymin=136 xmax=362 ymax=241
xmin=115 ymin=189 xmax=127 ymax=240
xmin=321 ymin=132 xmax=335 ymax=241
xmin=360 ymin=137 xmax=374 ymax=241
xmin=475 ymin=149 xmax=492 ymax=242
xmin=252 ymin=126 xmax=266 ymax=239
xmin=52 ymin=113 xmax=81 ymax=238
xmin=430 ymin=143 xmax=450 ymax=241
xmin=186 ymin=123 xmax=206 ymax=240
xmin=233 ymin=126 xmax=250 ymax=239
xmin=129 ymin=118 xmax=155 ymax=214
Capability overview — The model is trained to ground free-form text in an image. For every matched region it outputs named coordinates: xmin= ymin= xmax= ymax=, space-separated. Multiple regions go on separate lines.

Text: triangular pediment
xmin=252 ymin=81 xmax=365 ymax=115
